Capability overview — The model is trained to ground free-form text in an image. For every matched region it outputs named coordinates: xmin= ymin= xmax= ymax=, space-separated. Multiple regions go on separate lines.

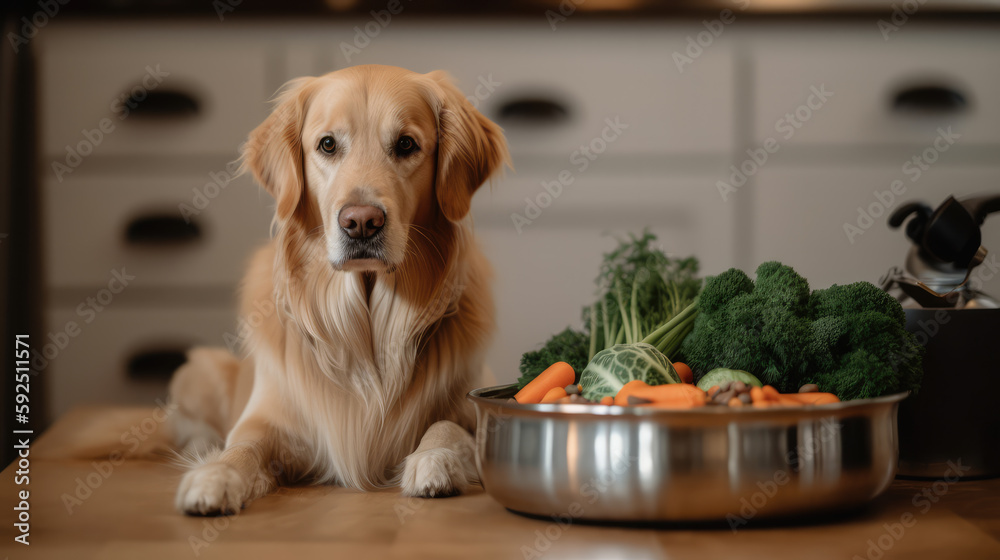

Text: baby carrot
xmin=540 ymin=387 xmax=569 ymax=403
xmin=780 ymin=392 xmax=841 ymax=406
xmin=614 ymin=380 xmax=653 ymax=406
xmin=761 ymin=385 xmax=781 ymax=402
xmin=627 ymin=383 xmax=707 ymax=408
xmin=514 ymin=362 xmax=576 ymax=404
xmin=600 ymin=396 xmax=615 ymax=406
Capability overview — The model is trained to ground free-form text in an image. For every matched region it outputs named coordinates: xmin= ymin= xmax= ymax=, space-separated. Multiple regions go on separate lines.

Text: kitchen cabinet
xmin=33 ymin=19 xmax=1000 ymax=416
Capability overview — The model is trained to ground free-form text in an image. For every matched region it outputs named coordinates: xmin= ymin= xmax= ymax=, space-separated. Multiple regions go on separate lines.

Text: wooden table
xmin=1 ymin=407 xmax=998 ymax=560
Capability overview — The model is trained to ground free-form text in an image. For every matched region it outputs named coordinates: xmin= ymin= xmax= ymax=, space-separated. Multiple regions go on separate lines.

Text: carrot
xmin=761 ymin=385 xmax=781 ymax=402
xmin=614 ymin=380 xmax=652 ymax=406
xmin=673 ymin=362 xmax=694 ymax=384
xmin=541 ymin=387 xmax=568 ymax=403
xmin=780 ymin=392 xmax=841 ymax=406
xmin=749 ymin=386 xmax=771 ymax=408
xmin=627 ymin=383 xmax=707 ymax=408
xmin=514 ymin=362 xmax=576 ymax=404
xmin=728 ymin=397 xmax=743 ymax=407
xmin=600 ymin=396 xmax=615 ymax=406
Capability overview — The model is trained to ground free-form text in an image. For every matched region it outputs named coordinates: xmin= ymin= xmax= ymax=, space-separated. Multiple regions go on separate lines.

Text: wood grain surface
xmin=1 ymin=407 xmax=997 ymax=560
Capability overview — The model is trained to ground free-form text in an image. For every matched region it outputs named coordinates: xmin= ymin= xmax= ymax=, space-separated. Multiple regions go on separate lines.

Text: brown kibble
xmin=564 ymin=384 xmax=580 ymax=395
xmin=738 ymin=393 xmax=752 ymax=404
xmin=506 ymin=398 xmax=518 ymax=403
xmin=719 ymin=381 xmax=733 ymax=393
xmin=799 ymin=384 xmax=819 ymax=393
xmin=732 ymin=381 xmax=747 ymax=393
xmin=715 ymin=390 xmax=736 ymax=404
xmin=627 ymin=395 xmax=654 ymax=406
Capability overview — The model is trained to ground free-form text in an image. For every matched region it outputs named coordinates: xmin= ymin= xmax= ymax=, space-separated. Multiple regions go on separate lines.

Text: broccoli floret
xmin=698 ymin=268 xmax=753 ymax=315
xmin=805 ymin=283 xmax=923 ymax=399
xmin=681 ymin=262 xmax=924 ymax=400
xmin=517 ymin=328 xmax=590 ymax=389
xmin=810 ymin=282 xmax=905 ymax=324
xmin=754 ymin=261 xmax=811 ymax=315
xmin=682 ymin=262 xmax=812 ymax=392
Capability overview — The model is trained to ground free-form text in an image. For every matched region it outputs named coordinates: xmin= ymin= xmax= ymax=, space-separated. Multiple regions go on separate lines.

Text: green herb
xmin=516 ymin=328 xmax=590 ymax=389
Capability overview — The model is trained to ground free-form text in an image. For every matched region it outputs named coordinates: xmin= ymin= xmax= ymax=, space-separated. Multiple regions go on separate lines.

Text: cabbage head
xmin=580 ymin=342 xmax=679 ymax=401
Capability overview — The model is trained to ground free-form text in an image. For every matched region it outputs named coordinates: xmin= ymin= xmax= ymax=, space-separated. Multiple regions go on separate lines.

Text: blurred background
xmin=2 ymin=0 xmax=1000 ymax=464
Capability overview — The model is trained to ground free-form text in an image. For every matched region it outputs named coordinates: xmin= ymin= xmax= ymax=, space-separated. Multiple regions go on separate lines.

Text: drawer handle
xmin=126 ymin=348 xmax=189 ymax=380
xmin=120 ymin=89 xmax=200 ymax=119
xmin=892 ymin=85 xmax=967 ymax=114
xmin=125 ymin=214 xmax=202 ymax=245
xmin=496 ymin=97 xmax=570 ymax=126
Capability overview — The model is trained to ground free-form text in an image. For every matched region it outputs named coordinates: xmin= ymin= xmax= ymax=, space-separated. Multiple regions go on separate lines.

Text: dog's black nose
xmin=339 ymin=205 xmax=385 ymax=239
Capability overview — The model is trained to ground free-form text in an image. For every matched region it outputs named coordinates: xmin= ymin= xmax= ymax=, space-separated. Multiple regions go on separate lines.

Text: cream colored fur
xmin=171 ymin=65 xmax=509 ymax=515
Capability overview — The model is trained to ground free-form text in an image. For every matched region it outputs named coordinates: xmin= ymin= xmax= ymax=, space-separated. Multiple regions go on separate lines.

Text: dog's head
xmin=243 ymin=65 xmax=509 ymax=273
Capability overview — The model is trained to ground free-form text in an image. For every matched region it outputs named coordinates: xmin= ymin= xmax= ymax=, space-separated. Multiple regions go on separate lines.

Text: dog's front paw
xmin=176 ymin=462 xmax=246 ymax=516
xmin=400 ymin=448 xmax=473 ymax=498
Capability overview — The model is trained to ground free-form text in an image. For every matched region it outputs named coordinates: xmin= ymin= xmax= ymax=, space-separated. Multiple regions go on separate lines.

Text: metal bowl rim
xmin=468 ymin=383 xmax=909 ymax=419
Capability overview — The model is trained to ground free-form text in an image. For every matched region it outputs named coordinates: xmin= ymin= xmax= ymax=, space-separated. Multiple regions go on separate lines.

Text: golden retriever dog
xmin=169 ymin=64 xmax=509 ymax=515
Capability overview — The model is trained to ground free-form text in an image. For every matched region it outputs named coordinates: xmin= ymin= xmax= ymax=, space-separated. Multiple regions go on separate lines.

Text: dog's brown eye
xmin=319 ymin=135 xmax=337 ymax=154
xmin=394 ymin=135 xmax=418 ymax=157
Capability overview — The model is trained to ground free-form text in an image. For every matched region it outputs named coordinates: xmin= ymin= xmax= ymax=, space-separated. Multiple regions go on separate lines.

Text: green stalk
xmin=588 ymin=303 xmax=598 ymax=361
xmin=656 ymin=313 xmax=697 ymax=358
xmin=601 ymin=297 xmax=611 ymax=350
xmin=616 ymin=280 xmax=633 ymax=344
xmin=630 ymin=279 xmax=640 ymax=342
xmin=614 ymin=324 xmax=625 ymax=345
xmin=640 ymin=297 xmax=699 ymax=347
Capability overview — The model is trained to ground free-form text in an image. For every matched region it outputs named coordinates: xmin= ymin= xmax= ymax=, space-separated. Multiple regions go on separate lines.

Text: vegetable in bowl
xmin=579 ymin=342 xmax=680 ymax=402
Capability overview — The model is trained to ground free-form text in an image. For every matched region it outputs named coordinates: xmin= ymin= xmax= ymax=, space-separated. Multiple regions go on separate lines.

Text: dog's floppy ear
xmin=242 ymin=77 xmax=316 ymax=221
xmin=424 ymin=71 xmax=511 ymax=222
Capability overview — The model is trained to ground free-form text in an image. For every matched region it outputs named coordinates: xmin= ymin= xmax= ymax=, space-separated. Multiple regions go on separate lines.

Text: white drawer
xmin=752 ymin=26 xmax=1000 ymax=147
xmin=319 ymin=21 xmax=734 ymax=160
xmin=472 ymin=172 xmax=738 ymax=383
xmin=43 ymin=174 xmax=273 ymax=289
xmin=751 ymin=165 xmax=1000 ymax=294
xmin=37 ymin=23 xmax=273 ymax=158
xmin=43 ymin=307 xmax=237 ymax=418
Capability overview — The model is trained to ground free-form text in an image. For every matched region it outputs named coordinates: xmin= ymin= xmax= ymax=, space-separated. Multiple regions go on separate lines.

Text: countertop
xmin=1 ymin=406 xmax=998 ymax=559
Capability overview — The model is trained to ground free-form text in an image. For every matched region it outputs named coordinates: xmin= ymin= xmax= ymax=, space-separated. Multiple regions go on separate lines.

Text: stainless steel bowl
xmin=468 ymin=384 xmax=907 ymax=523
